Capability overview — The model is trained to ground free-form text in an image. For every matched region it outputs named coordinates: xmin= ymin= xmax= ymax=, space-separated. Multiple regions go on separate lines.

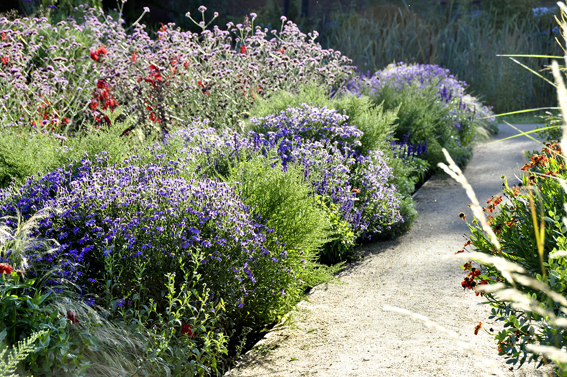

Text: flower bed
xmin=0 ymin=3 xmax=495 ymax=375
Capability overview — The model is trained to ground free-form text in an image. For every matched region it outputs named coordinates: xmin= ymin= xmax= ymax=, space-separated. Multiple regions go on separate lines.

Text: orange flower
xmin=474 ymin=321 xmax=483 ymax=335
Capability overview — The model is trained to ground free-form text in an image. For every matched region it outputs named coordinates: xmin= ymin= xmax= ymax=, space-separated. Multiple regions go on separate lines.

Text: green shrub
xmin=375 ymin=80 xmax=473 ymax=168
xmin=0 ymin=330 xmax=48 ymax=377
xmin=229 ymin=155 xmax=338 ymax=290
xmin=0 ymin=118 xmax=149 ymax=189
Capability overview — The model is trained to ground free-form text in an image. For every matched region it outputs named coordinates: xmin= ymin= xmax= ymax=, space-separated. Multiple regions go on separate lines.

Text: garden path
xmin=225 ymin=124 xmax=551 ymax=377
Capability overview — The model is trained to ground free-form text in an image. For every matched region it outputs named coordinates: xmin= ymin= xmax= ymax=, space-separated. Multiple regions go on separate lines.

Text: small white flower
xmin=198 ymin=5 xmax=207 ymax=12
xmin=143 ymin=6 xmax=150 ymax=13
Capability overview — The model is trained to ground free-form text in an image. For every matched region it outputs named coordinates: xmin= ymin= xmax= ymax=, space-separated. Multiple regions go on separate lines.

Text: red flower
xmin=351 ymin=188 xmax=360 ymax=194
xmin=240 ymin=45 xmax=247 ymax=54
xmin=0 ymin=263 xmax=13 ymax=274
xmin=1 ymin=56 xmax=8 ymax=65
xmin=181 ymin=324 xmax=194 ymax=338
xmin=90 ymin=45 xmax=107 ymax=61
xmin=130 ymin=51 xmax=137 ymax=62
xmin=67 ymin=311 xmax=79 ymax=324
xmin=1 ymin=32 xmax=6 ymax=41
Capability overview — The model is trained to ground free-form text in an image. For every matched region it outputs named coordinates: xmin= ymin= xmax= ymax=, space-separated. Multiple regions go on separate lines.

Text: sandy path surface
xmin=225 ymin=124 xmax=552 ymax=377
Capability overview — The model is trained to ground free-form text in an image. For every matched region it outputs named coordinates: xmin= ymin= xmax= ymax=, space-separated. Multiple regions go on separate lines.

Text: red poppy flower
xmin=1 ymin=56 xmax=8 ymax=65
xmin=240 ymin=45 xmax=247 ymax=54
xmin=181 ymin=324 xmax=194 ymax=338
xmin=0 ymin=263 xmax=13 ymax=274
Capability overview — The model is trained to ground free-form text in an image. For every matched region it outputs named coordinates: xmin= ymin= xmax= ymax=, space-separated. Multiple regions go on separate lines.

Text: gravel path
xmin=225 ymin=124 xmax=552 ymax=377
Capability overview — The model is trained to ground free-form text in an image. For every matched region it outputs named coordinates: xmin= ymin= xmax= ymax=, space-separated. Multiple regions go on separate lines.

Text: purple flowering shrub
xmin=347 ymin=62 xmax=497 ymax=168
xmin=248 ymin=105 xmax=402 ymax=239
xmin=247 ymin=103 xmax=363 ymax=149
xmin=163 ymin=112 xmax=402 ymax=263
xmin=0 ymin=153 xmax=298 ymax=330
xmin=0 ymin=6 xmax=354 ymax=136
xmin=244 ymin=107 xmax=403 ymax=263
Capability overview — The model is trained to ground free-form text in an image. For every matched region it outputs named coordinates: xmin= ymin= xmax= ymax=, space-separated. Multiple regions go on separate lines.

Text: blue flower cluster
xmin=391 ymin=131 xmax=427 ymax=160
xmin=0 ymin=152 xmax=292 ymax=314
xmin=168 ymin=106 xmax=403 ymax=240
xmin=248 ymin=104 xmax=402 ymax=239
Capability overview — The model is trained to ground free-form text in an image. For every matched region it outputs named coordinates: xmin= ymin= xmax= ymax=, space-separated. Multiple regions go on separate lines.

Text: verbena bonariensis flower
xmin=0 ymin=6 xmax=354 ymax=135
xmin=0 ymin=152 xmax=295 ymax=316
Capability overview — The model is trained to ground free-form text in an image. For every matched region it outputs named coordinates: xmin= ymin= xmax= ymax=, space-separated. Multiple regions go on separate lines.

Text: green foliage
xmin=249 ymin=84 xmax=398 ymax=156
xmin=0 ymin=329 xmax=48 ymax=377
xmin=461 ymin=143 xmax=567 ymax=370
xmin=0 ymin=121 xmax=148 ymax=189
xmin=20 ymin=0 xmax=103 ymax=21
xmin=381 ymin=155 xmax=423 ymax=237
xmin=315 ymin=196 xmax=357 ymax=264
xmin=114 ymin=266 xmax=229 ymax=376
xmin=229 ymin=155 xmax=336 ymax=292
xmin=373 ymin=82 xmax=473 ymax=169
xmin=535 ymin=112 xmax=563 ymax=142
